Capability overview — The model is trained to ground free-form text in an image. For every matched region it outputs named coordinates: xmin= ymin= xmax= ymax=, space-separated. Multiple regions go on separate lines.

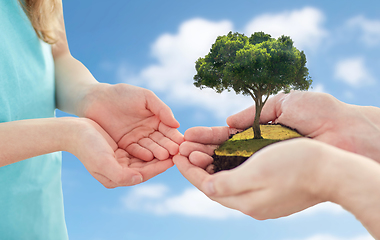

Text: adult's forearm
xmin=326 ymin=149 xmax=380 ymax=239
xmin=356 ymin=105 xmax=380 ymax=128
xmin=0 ymin=118 xmax=76 ymax=167
xmin=54 ymin=53 xmax=100 ymax=116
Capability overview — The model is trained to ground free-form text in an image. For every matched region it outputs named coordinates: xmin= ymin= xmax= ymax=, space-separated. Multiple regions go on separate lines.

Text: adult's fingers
xmin=188 ymin=151 xmax=214 ymax=169
xmin=173 ymin=154 xmax=211 ymax=189
xmin=175 ymin=153 xmax=260 ymax=197
xmin=199 ymin=157 xmax=262 ymax=197
xmin=184 ymin=126 xmax=239 ymax=145
xmin=179 ymin=141 xmax=217 ymax=157
xmin=174 ymin=154 xmax=267 ymax=218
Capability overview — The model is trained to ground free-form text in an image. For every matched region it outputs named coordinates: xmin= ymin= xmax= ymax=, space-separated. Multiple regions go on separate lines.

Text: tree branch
xmin=243 ymin=86 xmax=256 ymax=102
xmin=263 ymin=86 xmax=273 ymax=105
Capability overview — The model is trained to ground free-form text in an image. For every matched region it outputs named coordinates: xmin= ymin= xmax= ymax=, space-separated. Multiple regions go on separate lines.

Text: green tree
xmin=194 ymin=31 xmax=312 ymax=139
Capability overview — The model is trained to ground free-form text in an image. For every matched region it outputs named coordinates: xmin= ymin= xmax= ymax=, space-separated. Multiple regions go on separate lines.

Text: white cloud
xmin=286 ymin=234 xmax=374 ymax=240
xmin=119 ymin=18 xmax=253 ymax=119
xmin=119 ymin=13 xmax=327 ymax=120
xmin=140 ymin=18 xmax=233 ymax=92
xmin=244 ymin=7 xmax=328 ymax=50
xmin=334 ymin=57 xmax=375 ymax=87
xmin=122 ymin=184 xmax=351 ymax=220
xmin=347 ymin=16 xmax=380 ymax=46
xmin=310 ymin=83 xmax=326 ymax=93
xmin=122 ymin=183 xmax=243 ymax=219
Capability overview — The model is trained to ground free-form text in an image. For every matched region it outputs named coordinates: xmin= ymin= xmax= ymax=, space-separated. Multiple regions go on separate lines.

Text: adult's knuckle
xmin=179 ymin=142 xmax=192 ymax=156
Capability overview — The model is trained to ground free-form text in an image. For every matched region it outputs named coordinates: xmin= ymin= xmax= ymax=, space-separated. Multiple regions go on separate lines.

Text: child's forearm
xmin=54 ymin=53 xmax=101 ymax=116
xmin=0 ymin=117 xmax=78 ymax=167
xmin=52 ymin=10 xmax=100 ymax=117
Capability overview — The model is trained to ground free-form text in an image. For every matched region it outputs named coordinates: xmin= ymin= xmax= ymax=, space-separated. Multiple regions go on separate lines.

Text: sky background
xmin=57 ymin=0 xmax=380 ymax=239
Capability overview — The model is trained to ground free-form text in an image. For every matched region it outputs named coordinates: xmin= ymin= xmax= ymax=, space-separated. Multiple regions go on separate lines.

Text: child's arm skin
xmin=0 ymin=117 xmax=147 ymax=187
xmin=0 ymin=2 xmax=184 ymax=188
xmin=52 ymin=10 xmax=183 ymax=165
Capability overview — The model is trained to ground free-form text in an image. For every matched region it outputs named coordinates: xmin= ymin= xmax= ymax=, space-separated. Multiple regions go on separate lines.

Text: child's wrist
xmin=55 ymin=117 xmax=88 ymax=154
xmin=76 ymin=83 xmax=109 ymax=117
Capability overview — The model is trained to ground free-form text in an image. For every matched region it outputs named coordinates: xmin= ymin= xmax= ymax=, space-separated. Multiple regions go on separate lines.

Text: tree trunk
xmin=253 ymin=98 xmax=263 ymax=139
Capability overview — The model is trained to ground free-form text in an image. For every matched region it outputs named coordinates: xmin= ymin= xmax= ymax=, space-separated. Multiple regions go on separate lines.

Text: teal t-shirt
xmin=0 ymin=0 xmax=68 ymax=239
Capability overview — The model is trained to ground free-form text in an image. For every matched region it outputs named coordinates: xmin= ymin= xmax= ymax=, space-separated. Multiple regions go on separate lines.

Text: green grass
xmin=215 ymin=138 xmax=280 ymax=157
xmin=215 ymin=125 xmax=302 ymax=157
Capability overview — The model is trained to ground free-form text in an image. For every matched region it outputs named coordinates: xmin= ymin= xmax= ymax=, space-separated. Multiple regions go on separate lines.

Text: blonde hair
xmin=18 ymin=0 xmax=63 ymax=44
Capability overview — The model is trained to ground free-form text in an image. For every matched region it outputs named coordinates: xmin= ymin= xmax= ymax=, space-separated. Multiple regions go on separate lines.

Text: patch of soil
xmin=212 ymin=154 xmax=249 ymax=173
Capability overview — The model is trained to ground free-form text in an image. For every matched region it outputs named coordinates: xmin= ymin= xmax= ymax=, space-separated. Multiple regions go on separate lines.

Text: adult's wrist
xmin=325 ymin=148 xmax=380 ymax=236
xmin=297 ymin=140 xmax=338 ymax=202
xmin=346 ymin=105 xmax=380 ymax=163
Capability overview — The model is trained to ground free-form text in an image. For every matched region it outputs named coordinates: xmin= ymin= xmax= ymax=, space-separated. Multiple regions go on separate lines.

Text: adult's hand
xmin=227 ymin=91 xmax=380 ymax=163
xmin=179 ymin=126 xmax=239 ymax=172
xmin=175 ymin=139 xmax=332 ymax=219
xmin=174 ymin=138 xmax=380 ymax=239
xmin=81 ymin=83 xmax=183 ymax=163
xmin=180 ymin=91 xmax=380 ymax=169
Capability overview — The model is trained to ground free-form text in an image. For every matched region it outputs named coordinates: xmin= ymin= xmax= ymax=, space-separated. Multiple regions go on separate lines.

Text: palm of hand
xmin=174 ymin=139 xmax=326 ymax=220
xmin=79 ymin=84 xmax=183 ymax=186
xmin=77 ymin=118 xmax=174 ymax=188
xmin=83 ymin=84 xmax=182 ymax=162
xmin=114 ymin=148 xmax=174 ymax=182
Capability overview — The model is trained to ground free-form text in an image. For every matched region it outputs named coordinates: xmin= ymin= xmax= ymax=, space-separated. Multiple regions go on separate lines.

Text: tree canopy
xmin=194 ymin=31 xmax=312 ymax=139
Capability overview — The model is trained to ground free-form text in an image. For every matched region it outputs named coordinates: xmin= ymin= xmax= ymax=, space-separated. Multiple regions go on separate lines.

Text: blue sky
xmin=58 ymin=0 xmax=379 ymax=239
